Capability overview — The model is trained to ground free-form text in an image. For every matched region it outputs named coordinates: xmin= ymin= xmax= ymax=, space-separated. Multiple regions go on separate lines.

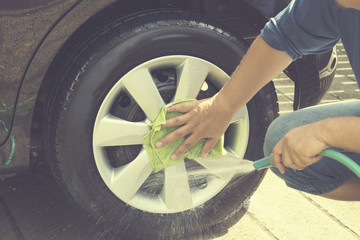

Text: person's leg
xmin=263 ymin=100 xmax=360 ymax=200
xmin=321 ymin=180 xmax=360 ymax=201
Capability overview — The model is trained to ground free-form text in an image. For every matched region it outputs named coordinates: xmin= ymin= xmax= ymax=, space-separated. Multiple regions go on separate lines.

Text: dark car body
xmin=0 ymin=0 xmax=336 ymax=176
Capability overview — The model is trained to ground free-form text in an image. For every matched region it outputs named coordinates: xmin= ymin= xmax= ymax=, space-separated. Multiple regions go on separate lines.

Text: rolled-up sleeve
xmin=261 ymin=0 xmax=340 ymax=60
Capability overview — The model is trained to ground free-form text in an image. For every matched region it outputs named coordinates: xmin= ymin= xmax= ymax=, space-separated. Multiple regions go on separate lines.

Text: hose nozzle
xmin=253 ymin=154 xmax=275 ymax=170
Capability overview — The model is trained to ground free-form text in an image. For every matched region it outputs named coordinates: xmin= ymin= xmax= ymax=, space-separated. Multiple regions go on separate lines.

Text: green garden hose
xmin=320 ymin=149 xmax=360 ymax=178
xmin=253 ymin=148 xmax=360 ymax=178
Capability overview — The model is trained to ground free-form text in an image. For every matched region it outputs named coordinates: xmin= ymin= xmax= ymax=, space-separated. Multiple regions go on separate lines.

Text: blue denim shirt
xmin=261 ymin=0 xmax=360 ymax=84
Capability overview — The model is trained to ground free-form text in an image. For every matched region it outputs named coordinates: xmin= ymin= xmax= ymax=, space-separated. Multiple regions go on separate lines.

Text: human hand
xmin=156 ymin=96 xmax=235 ymax=160
xmin=272 ymin=121 xmax=330 ymax=174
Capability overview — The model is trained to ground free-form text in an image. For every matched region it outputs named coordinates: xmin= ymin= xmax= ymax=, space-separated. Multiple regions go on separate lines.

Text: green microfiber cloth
xmin=143 ymin=99 xmax=226 ymax=172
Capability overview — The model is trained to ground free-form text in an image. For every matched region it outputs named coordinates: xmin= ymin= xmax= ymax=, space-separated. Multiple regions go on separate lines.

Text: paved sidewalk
xmin=215 ymin=43 xmax=360 ymax=240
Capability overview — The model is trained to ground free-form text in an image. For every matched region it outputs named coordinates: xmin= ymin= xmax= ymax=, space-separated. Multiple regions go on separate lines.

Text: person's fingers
xmin=272 ymin=140 xmax=286 ymax=174
xmin=161 ymin=112 xmax=192 ymax=129
xmin=156 ymin=124 xmax=193 ymax=148
xmin=313 ymin=154 xmax=323 ymax=163
xmin=170 ymin=134 xmax=200 ymax=160
xmin=281 ymin=149 xmax=298 ymax=170
xmin=201 ymin=138 xmax=218 ymax=158
xmin=276 ymin=135 xmax=303 ymax=170
xmin=167 ymin=101 xmax=197 ymax=113
xmin=292 ymin=154 xmax=321 ymax=170
xmin=283 ymin=153 xmax=308 ymax=170
xmin=273 ymin=153 xmax=286 ymax=174
xmin=294 ymin=156 xmax=309 ymax=170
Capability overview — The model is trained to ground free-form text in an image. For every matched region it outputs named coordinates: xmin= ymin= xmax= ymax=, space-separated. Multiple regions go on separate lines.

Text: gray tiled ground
xmin=275 ymin=42 xmax=359 ymax=114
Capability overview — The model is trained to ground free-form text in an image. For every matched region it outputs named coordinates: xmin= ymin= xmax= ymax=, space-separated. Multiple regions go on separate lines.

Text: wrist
xmin=316 ymin=118 xmax=338 ymax=148
xmin=212 ymin=92 xmax=238 ymax=117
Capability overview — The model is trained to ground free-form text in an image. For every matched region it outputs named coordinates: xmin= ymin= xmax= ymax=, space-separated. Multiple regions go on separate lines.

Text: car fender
xmin=0 ymin=0 xmax=116 ymax=174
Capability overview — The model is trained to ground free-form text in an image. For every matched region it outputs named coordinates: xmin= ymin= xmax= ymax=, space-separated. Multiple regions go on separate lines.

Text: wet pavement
xmin=1 ymin=43 xmax=359 ymax=240
xmin=0 ymin=164 xmax=118 ymax=240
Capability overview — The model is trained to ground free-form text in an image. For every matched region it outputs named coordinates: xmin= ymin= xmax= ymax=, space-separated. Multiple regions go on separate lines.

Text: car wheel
xmin=44 ymin=10 xmax=278 ymax=239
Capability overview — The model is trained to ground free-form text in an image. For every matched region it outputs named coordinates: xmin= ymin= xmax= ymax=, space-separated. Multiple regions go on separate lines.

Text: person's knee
xmin=263 ymin=112 xmax=308 ymax=156
xmin=263 ymin=115 xmax=290 ymax=156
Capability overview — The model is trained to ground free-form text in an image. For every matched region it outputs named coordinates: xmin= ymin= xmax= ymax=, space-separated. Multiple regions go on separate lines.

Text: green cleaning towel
xmin=143 ymin=100 xmax=226 ymax=172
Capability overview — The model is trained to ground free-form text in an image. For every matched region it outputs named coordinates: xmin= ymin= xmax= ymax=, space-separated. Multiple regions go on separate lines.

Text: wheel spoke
xmin=230 ymin=106 xmax=247 ymax=123
xmin=110 ymin=149 xmax=153 ymax=202
xmin=174 ymin=58 xmax=209 ymax=101
xmin=94 ymin=150 xmax=113 ymax=183
xmin=162 ymin=161 xmax=192 ymax=210
xmin=194 ymin=149 xmax=246 ymax=179
xmin=121 ymin=67 xmax=165 ymax=121
xmin=93 ymin=115 xmax=149 ymax=147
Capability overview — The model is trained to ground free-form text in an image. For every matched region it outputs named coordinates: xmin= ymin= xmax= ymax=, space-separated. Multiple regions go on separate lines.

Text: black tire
xmin=44 ymin=10 xmax=278 ymax=240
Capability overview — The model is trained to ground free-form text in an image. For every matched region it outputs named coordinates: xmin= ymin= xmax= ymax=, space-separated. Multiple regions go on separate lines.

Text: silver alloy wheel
xmin=92 ymin=55 xmax=250 ymax=213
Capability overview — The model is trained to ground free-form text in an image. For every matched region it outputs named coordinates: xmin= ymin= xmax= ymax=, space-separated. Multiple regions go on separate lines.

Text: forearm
xmin=215 ymin=35 xmax=293 ymax=115
xmin=320 ymin=117 xmax=360 ymax=153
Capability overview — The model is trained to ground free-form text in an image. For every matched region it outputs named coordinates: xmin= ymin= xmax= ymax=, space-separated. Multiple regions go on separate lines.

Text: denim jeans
xmin=263 ymin=100 xmax=360 ymax=195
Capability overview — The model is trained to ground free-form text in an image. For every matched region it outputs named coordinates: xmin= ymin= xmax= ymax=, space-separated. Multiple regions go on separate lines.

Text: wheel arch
xmin=28 ymin=0 xmax=275 ymax=149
